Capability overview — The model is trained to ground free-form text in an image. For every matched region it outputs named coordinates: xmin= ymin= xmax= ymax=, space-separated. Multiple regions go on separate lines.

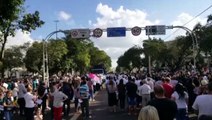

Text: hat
xmin=201 ymin=80 xmax=208 ymax=86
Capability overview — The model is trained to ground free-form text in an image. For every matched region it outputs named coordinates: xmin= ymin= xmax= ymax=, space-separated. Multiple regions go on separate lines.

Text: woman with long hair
xmin=107 ymin=78 xmax=118 ymax=112
xmin=171 ymin=83 xmax=189 ymax=120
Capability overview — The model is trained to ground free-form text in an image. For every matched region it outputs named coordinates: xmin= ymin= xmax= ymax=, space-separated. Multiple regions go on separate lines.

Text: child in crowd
xmin=34 ymin=108 xmax=43 ymax=120
xmin=3 ymin=90 xmax=15 ymax=120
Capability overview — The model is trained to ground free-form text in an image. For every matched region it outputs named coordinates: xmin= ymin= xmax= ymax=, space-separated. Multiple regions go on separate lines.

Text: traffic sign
xmin=131 ymin=26 xmax=141 ymax=36
xmin=92 ymin=28 xmax=103 ymax=37
xmin=146 ymin=25 xmax=166 ymax=35
xmin=107 ymin=27 xmax=126 ymax=37
xmin=70 ymin=29 xmax=90 ymax=38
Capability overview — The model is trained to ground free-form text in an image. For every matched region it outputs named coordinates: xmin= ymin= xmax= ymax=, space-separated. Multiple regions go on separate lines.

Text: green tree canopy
xmin=0 ymin=0 xmax=44 ymax=77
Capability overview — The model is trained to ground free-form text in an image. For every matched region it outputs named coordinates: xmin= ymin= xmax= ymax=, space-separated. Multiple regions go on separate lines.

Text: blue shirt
xmin=79 ymin=84 xmax=89 ymax=99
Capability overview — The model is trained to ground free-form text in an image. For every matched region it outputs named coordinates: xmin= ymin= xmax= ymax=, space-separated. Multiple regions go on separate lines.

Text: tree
xmin=24 ymin=42 xmax=43 ymax=74
xmin=24 ymin=40 xmax=68 ymax=75
xmin=142 ymin=38 xmax=167 ymax=69
xmin=0 ymin=0 xmax=44 ymax=77
xmin=4 ymin=46 xmax=24 ymax=73
xmin=90 ymin=47 xmax=111 ymax=72
xmin=46 ymin=39 xmax=68 ymax=74
xmin=117 ymin=45 xmax=143 ymax=72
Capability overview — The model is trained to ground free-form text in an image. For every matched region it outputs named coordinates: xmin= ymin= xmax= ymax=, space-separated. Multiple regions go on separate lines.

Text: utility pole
xmin=54 ymin=20 xmax=59 ymax=39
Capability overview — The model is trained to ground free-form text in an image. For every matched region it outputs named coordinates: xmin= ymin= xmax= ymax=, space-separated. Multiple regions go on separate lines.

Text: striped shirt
xmin=79 ymin=84 xmax=89 ymax=99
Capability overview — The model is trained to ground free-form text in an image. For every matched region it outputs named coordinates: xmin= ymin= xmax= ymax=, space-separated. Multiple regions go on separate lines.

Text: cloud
xmin=58 ymin=11 xmax=71 ymax=21
xmin=91 ymin=3 xmax=159 ymax=68
xmin=6 ymin=30 xmax=35 ymax=47
xmin=166 ymin=12 xmax=207 ymax=40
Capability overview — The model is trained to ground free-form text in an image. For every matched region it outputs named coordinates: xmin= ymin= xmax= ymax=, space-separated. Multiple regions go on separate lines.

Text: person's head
xmin=36 ymin=107 xmax=42 ymax=115
xmin=119 ymin=79 xmax=124 ymax=85
xmin=27 ymin=85 xmax=33 ymax=92
xmin=142 ymin=80 xmax=148 ymax=84
xmin=6 ymin=90 xmax=12 ymax=98
xmin=175 ymin=83 xmax=186 ymax=99
xmin=154 ymin=85 xmax=165 ymax=97
xmin=80 ymin=76 xmax=87 ymax=85
xmin=164 ymin=77 xmax=171 ymax=83
xmin=138 ymin=105 xmax=159 ymax=120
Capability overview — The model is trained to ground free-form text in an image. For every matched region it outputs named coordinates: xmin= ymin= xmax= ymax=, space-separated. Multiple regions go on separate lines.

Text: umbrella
xmin=89 ymin=73 xmax=100 ymax=81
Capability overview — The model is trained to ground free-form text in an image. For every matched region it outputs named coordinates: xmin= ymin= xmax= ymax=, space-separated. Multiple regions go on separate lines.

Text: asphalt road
xmin=77 ymin=89 xmax=137 ymax=120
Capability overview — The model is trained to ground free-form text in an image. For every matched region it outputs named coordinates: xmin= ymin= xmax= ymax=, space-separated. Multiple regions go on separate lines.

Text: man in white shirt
xmin=192 ymin=82 xmax=212 ymax=118
xmin=138 ymin=80 xmax=151 ymax=107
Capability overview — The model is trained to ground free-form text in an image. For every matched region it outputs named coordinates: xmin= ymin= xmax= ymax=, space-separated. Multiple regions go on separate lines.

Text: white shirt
xmin=51 ymin=90 xmax=68 ymax=107
xmin=24 ymin=92 xmax=35 ymax=108
xmin=171 ymin=91 xmax=188 ymax=109
xmin=147 ymin=80 xmax=154 ymax=92
xmin=138 ymin=84 xmax=151 ymax=95
xmin=12 ymin=87 xmax=19 ymax=97
xmin=135 ymin=80 xmax=141 ymax=87
xmin=18 ymin=83 xmax=27 ymax=98
xmin=192 ymin=94 xmax=212 ymax=118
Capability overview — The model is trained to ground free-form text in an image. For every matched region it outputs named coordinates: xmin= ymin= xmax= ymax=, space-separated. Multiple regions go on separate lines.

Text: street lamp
xmin=42 ymin=30 xmax=69 ymax=86
xmin=172 ymin=26 xmax=198 ymax=68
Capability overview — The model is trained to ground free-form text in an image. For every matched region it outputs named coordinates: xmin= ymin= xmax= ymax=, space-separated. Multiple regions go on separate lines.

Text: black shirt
xmin=148 ymin=98 xmax=177 ymax=120
xmin=125 ymin=82 xmax=137 ymax=98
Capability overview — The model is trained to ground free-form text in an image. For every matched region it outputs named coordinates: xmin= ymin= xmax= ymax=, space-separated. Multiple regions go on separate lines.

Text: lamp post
xmin=172 ymin=26 xmax=198 ymax=68
xmin=42 ymin=30 xmax=69 ymax=87
xmin=54 ymin=20 xmax=59 ymax=39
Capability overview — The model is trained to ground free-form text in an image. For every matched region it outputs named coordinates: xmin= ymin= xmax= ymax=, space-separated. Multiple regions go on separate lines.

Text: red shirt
xmin=162 ymin=83 xmax=174 ymax=98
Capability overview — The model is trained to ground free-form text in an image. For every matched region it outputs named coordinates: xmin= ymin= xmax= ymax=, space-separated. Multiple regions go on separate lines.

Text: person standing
xmin=148 ymin=85 xmax=177 ymax=120
xmin=107 ymin=78 xmax=118 ymax=112
xmin=18 ymin=79 xmax=27 ymax=116
xmin=171 ymin=83 xmax=189 ymax=120
xmin=87 ymin=78 xmax=94 ymax=102
xmin=117 ymin=79 xmax=126 ymax=111
xmin=37 ymin=82 xmax=47 ymax=115
xmin=3 ymin=90 xmax=15 ymax=120
xmin=79 ymin=76 xmax=90 ymax=119
xmin=162 ymin=77 xmax=174 ymax=99
xmin=51 ymin=84 xmax=68 ymax=120
xmin=192 ymin=82 xmax=212 ymax=119
xmin=24 ymin=85 xmax=36 ymax=120
xmin=0 ymin=91 xmax=4 ymax=119
xmin=138 ymin=80 xmax=151 ymax=107
xmin=61 ymin=79 xmax=73 ymax=116
xmin=125 ymin=78 xmax=138 ymax=115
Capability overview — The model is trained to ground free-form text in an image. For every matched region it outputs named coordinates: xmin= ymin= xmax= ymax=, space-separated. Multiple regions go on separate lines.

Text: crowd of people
xmin=0 ymin=74 xmax=103 ymax=120
xmin=0 ymin=68 xmax=212 ymax=120
xmin=105 ymin=70 xmax=212 ymax=120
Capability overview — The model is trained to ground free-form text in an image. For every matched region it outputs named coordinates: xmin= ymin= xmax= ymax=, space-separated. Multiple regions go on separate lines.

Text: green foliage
xmin=4 ymin=46 xmax=24 ymax=70
xmin=24 ymin=42 xmax=43 ymax=73
xmin=24 ymin=40 xmax=68 ymax=75
xmin=117 ymin=45 xmax=142 ymax=72
xmin=90 ymin=47 xmax=111 ymax=71
xmin=65 ymin=37 xmax=111 ymax=73
xmin=0 ymin=0 xmax=44 ymax=77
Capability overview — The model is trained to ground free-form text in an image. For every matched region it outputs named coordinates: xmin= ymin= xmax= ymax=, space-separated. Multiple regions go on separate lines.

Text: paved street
xmin=77 ymin=89 xmax=137 ymax=120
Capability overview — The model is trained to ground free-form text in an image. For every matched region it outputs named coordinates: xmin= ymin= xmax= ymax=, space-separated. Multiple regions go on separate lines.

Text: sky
xmin=7 ymin=0 xmax=212 ymax=68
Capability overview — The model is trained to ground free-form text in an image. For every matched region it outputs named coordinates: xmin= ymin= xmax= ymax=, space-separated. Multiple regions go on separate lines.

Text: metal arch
xmin=42 ymin=30 xmax=67 ymax=87
xmin=172 ymin=26 xmax=198 ymax=68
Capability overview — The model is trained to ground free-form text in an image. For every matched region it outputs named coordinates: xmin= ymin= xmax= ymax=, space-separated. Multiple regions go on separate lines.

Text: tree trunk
xmin=0 ymin=34 xmax=8 ymax=78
